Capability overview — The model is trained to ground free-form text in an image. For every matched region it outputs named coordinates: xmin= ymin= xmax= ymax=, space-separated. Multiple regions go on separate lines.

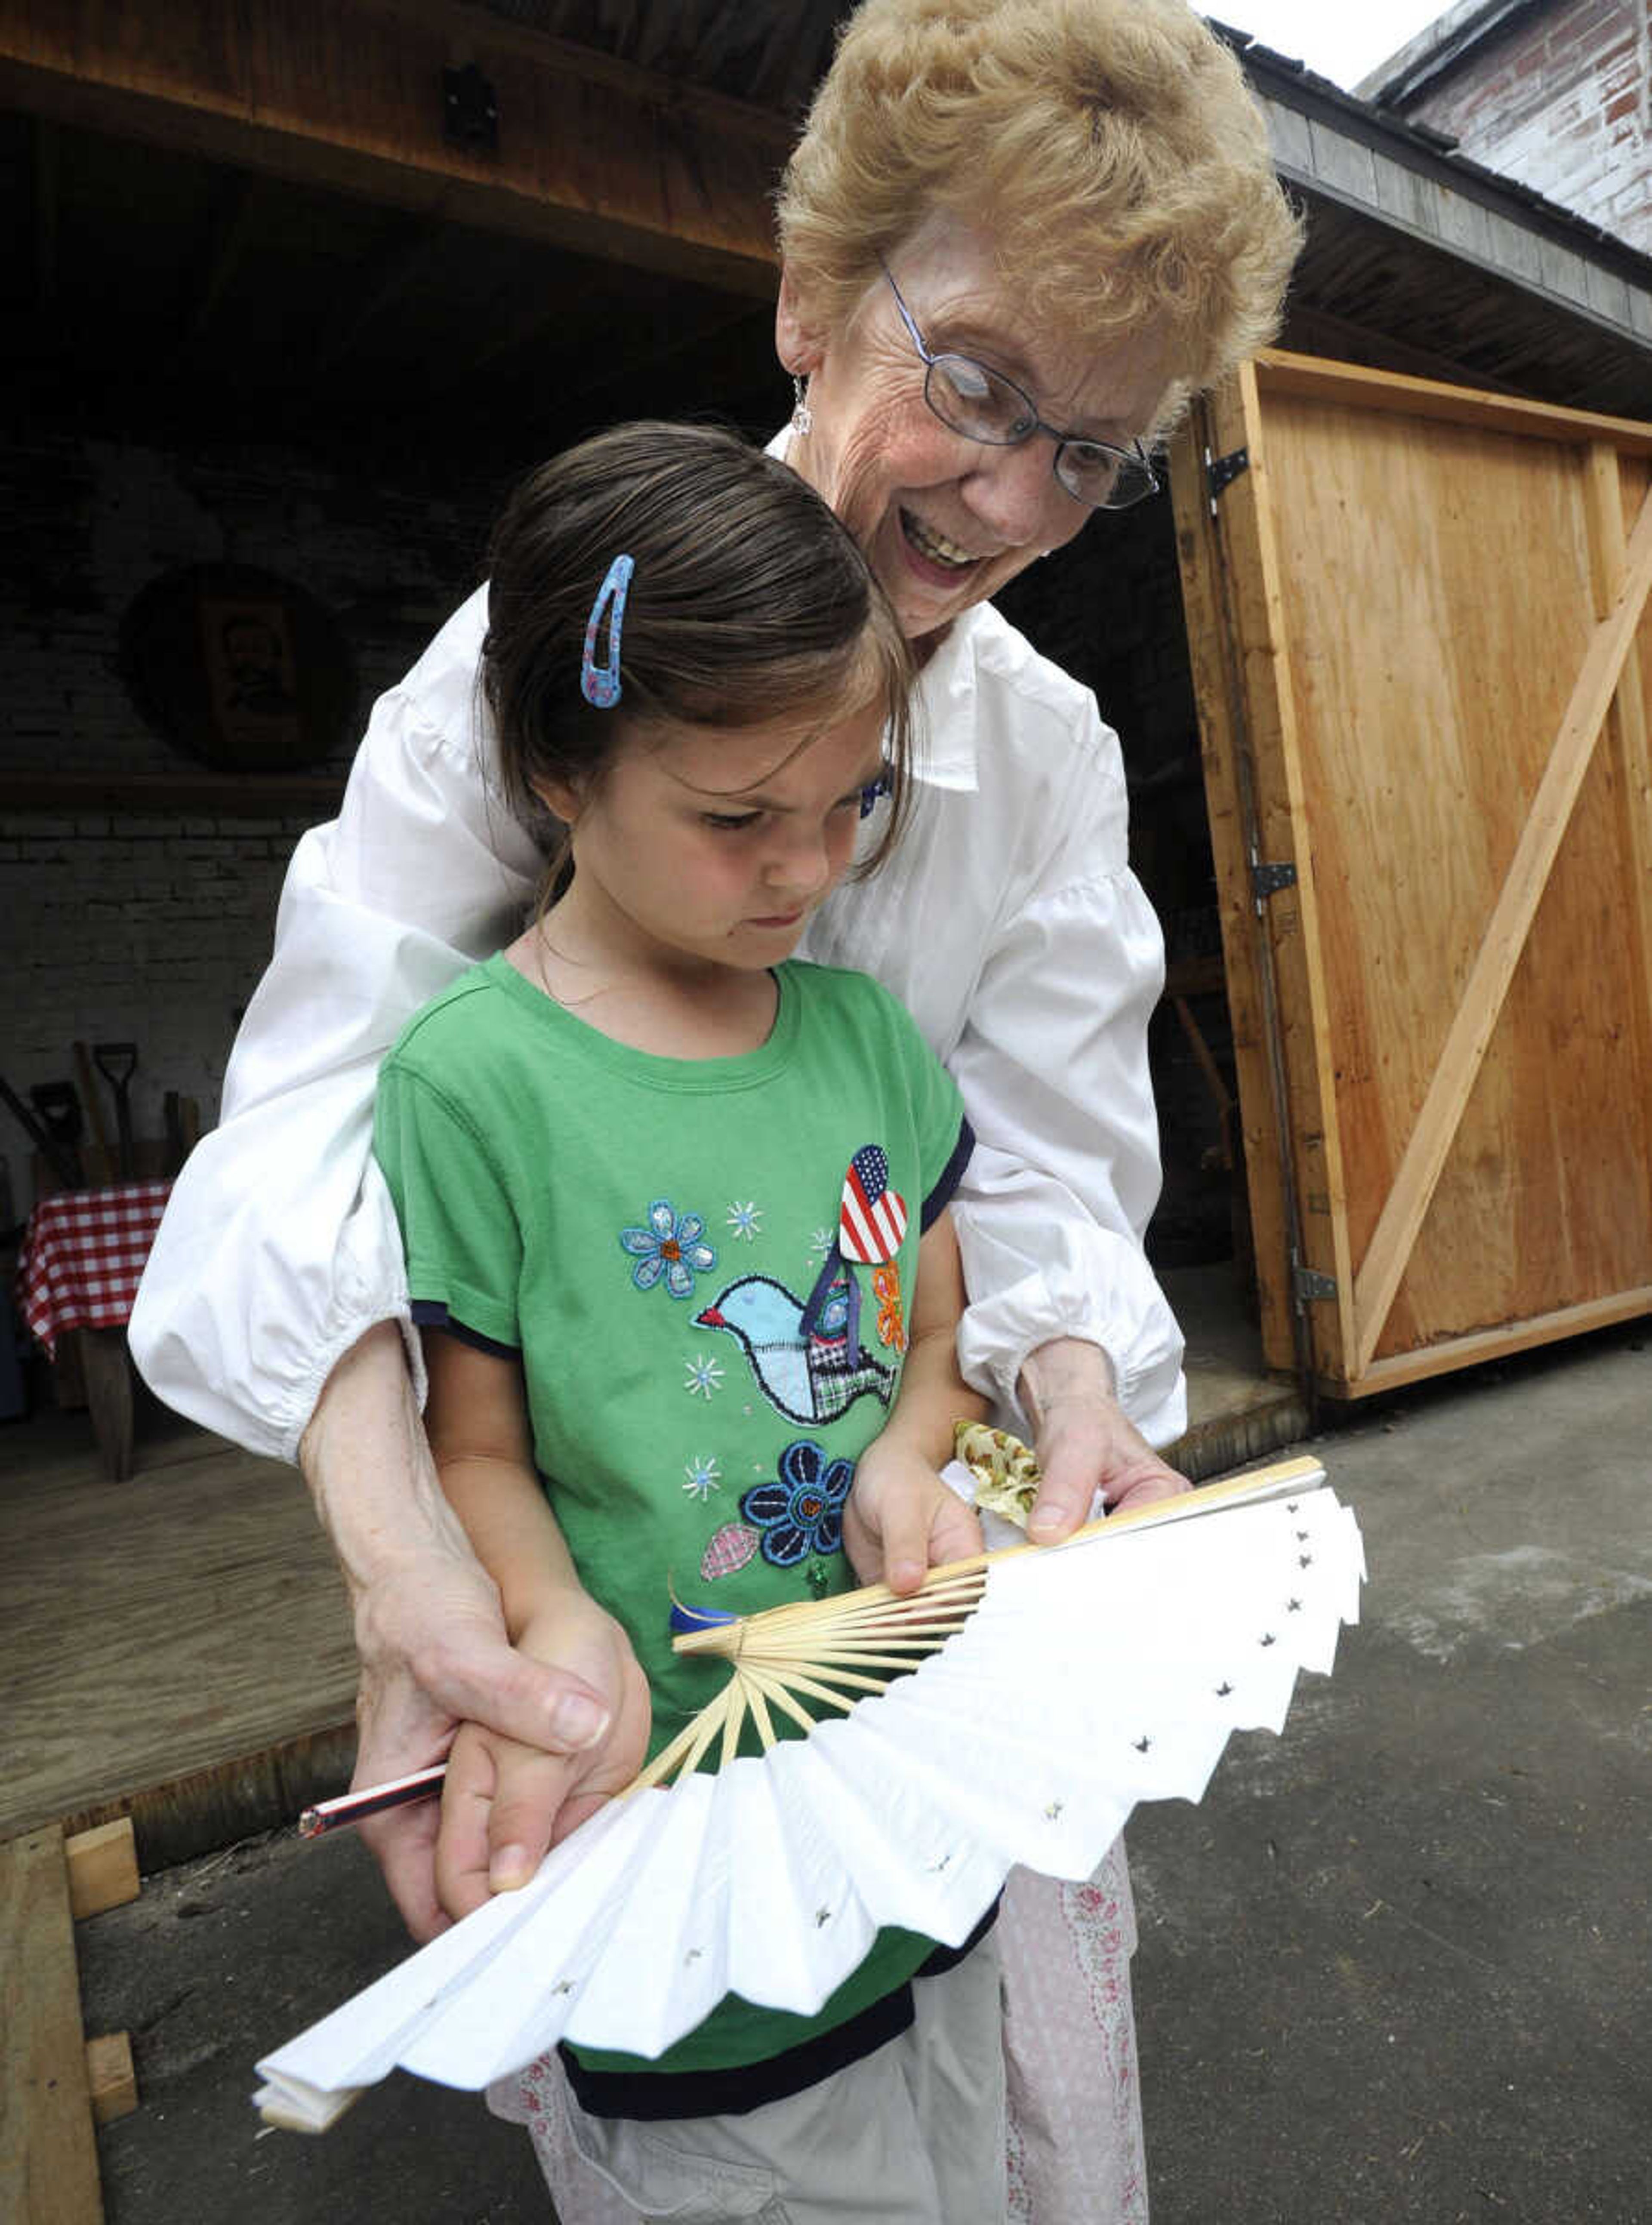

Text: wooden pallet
xmin=1 ymin=1820 xmax=140 ymax=2225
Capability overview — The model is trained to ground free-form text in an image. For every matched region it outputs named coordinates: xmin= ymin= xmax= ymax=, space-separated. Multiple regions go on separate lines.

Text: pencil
xmin=298 ymin=1763 xmax=447 ymax=1839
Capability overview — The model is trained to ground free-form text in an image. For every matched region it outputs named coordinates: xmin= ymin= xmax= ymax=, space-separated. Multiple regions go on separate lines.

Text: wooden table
xmin=18 ymin=1182 xmax=173 ymax=1479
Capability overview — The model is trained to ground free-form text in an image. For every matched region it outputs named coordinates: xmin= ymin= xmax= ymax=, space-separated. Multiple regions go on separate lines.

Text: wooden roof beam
xmin=0 ymin=0 xmax=788 ymax=298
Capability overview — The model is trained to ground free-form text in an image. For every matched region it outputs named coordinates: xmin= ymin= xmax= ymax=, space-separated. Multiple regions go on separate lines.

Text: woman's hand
xmin=1019 ymin=1336 xmax=1188 ymax=1542
xmin=844 ymin=1436 xmax=984 ymax=1596
xmin=346 ymin=1546 xmax=617 ymax=1941
xmin=435 ymin=1593 xmax=652 ymax=1925
xmin=302 ymin=1324 xmax=618 ymax=1941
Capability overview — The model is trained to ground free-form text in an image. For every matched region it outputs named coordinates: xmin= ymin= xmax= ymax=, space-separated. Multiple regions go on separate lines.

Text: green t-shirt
xmin=374 ymin=952 xmax=971 ymax=2077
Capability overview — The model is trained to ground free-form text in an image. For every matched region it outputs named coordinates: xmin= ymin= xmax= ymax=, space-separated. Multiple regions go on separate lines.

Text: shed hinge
xmin=1205 ymin=445 xmax=1250 ymax=510
xmin=1292 ymin=1266 xmax=1338 ymax=1304
xmin=1251 ymin=858 xmax=1298 ymax=907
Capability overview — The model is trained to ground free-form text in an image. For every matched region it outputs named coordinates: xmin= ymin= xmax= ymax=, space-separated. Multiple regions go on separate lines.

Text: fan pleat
xmin=552 ymin=1775 xmax=729 ymax=2056
xmin=717 ymin=1754 xmax=881 ymax=2019
xmin=405 ymin=1790 xmax=679 ymax=2081
xmin=783 ymin=1718 xmax=1009 ymax=1941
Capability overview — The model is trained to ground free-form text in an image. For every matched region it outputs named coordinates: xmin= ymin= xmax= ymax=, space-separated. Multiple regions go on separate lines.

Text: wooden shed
xmin=3 ymin=0 xmax=1650 ymax=1433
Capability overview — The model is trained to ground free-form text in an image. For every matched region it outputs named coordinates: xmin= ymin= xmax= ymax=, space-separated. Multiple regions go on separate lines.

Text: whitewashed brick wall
xmin=0 ymin=810 xmax=308 ymax=1198
xmin=1404 ymin=0 xmax=1650 ymax=253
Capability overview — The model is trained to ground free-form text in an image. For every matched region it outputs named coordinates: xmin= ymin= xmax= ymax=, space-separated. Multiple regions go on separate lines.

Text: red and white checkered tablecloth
xmin=18 ymin=1181 xmax=173 ymax=1357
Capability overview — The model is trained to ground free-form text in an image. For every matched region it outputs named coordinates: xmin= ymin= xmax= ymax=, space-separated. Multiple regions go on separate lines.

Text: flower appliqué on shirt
xmin=741 ymin=1439 xmax=853 ymax=1567
xmin=725 ymin=1200 xmax=763 ymax=1242
xmin=619 ymin=1199 xmax=716 ymax=1299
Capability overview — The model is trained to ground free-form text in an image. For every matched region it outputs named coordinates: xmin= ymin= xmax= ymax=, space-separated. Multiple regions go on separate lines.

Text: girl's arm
xmin=843 ymin=1208 xmax=990 ymax=1596
xmin=419 ymin=1330 xmax=652 ymax=1923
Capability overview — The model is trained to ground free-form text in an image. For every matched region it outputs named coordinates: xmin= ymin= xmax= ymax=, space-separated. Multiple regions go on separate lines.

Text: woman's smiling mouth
xmin=900 ymin=509 xmax=982 ymax=572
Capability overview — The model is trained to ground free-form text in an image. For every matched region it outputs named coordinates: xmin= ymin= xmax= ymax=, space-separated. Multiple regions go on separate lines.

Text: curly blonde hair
xmin=777 ymin=0 xmax=1301 ymax=426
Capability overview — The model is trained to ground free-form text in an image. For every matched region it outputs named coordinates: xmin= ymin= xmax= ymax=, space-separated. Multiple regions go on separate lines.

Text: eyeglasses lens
xmin=1058 ymin=447 xmax=1156 ymax=511
xmin=924 ymin=355 xmax=1155 ymax=512
xmin=926 ymin=356 xmax=1032 ymax=443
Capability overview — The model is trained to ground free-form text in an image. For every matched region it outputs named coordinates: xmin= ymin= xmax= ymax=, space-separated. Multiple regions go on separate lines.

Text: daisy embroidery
xmin=683 ymin=1454 xmax=723 ymax=1502
xmin=618 ymin=1199 xmax=716 ymax=1300
xmin=683 ymin=1352 xmax=724 ymax=1400
xmin=726 ymin=1200 xmax=763 ymax=1242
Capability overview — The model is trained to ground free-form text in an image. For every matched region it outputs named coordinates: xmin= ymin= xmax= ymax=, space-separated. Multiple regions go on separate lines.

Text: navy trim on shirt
xmin=922 ymin=1116 xmax=975 ymax=1231
xmin=410 ymin=1300 xmax=519 ymax=1359
xmin=560 ymin=1895 xmax=1002 ymax=2121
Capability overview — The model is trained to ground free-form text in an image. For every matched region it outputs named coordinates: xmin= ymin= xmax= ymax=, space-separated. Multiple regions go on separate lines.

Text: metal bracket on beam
xmin=1251 ymin=859 xmax=1298 ymax=908
xmin=1205 ymin=445 xmax=1250 ymax=511
xmin=1292 ymin=1266 xmax=1338 ymax=1304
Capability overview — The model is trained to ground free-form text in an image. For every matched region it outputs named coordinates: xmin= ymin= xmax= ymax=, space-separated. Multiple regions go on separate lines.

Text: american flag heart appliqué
xmin=838 ymin=1144 xmax=907 ymax=1265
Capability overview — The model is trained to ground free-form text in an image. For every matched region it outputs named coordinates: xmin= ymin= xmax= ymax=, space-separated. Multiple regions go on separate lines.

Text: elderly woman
xmin=133 ymin=0 xmax=1297 ymax=2215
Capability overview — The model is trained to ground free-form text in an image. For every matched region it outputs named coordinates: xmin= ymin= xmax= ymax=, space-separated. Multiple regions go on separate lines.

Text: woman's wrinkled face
xmin=778 ymin=213 xmax=1171 ymax=643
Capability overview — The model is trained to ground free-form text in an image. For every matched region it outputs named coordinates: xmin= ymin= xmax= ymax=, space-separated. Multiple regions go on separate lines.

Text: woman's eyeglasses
xmin=881 ymin=262 xmax=1160 ymax=512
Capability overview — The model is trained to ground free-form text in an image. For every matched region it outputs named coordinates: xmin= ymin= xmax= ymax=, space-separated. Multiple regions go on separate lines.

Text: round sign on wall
xmin=120 ymin=563 xmax=354 ymax=772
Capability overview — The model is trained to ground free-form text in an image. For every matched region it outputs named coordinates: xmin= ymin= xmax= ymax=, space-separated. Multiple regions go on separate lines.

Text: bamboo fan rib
xmin=256 ymin=1456 xmax=1362 ymax=2132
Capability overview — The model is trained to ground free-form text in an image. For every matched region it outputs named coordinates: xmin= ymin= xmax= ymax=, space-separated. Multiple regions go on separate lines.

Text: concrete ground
xmin=77 ymin=1318 xmax=1650 ymax=2224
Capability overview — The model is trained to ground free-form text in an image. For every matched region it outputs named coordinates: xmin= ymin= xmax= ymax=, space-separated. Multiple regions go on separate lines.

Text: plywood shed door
xmin=1172 ymin=351 xmax=1652 ymax=1397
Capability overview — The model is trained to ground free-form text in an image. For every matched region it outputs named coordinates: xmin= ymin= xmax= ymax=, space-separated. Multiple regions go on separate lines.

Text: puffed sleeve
xmin=128 ymin=591 xmax=542 ymax=1463
xmin=937 ymin=652 xmax=1186 ymax=1449
xmin=946 ymin=866 xmax=1187 ymax=1447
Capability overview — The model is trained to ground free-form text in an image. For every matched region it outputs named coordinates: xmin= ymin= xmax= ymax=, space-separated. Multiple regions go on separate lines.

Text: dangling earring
xmin=790 ymin=374 xmax=813 ymax=438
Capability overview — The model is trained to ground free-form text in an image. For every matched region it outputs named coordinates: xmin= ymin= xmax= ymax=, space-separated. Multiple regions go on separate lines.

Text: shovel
xmin=30 ymin=1081 xmax=86 ymax=1188
xmin=93 ymin=1042 xmax=139 ymax=1179
xmin=0 ymin=1074 xmax=83 ymax=1191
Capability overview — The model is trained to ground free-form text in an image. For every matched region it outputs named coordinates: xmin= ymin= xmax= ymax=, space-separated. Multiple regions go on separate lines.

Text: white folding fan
xmin=256 ymin=1453 xmax=1363 ymax=2131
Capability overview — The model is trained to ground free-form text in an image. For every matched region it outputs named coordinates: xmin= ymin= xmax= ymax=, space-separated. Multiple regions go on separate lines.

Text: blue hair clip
xmin=859 ymin=767 xmax=892 ymax=819
xmin=580 ymin=553 xmax=634 ymax=709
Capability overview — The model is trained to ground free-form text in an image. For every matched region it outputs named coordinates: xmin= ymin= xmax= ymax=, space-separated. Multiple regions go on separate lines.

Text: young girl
xmin=372 ymin=422 xmax=1004 ymax=2221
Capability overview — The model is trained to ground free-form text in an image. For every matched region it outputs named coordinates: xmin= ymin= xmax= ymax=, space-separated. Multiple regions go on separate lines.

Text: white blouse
xmin=130 ymin=587 xmax=1185 ymax=1462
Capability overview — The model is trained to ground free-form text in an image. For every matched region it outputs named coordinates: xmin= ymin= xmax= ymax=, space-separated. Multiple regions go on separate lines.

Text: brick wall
xmin=1401 ymin=0 xmax=1650 ymax=252
xmin=1 ymin=428 xmax=493 ymax=1209
xmin=0 ymin=809 xmax=311 ymax=1213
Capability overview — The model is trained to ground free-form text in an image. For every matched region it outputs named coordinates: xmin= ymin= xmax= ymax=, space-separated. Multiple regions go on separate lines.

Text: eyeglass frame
xmin=878 ymin=259 xmax=1161 ymax=512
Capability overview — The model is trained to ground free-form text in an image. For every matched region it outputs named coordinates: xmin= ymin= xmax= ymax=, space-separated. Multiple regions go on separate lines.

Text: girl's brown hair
xmin=482 ymin=422 xmax=913 ymax=891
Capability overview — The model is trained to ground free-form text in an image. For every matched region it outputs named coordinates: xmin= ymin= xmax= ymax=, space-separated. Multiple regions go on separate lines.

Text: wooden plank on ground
xmin=65 ymin=1819 xmax=139 ymax=1921
xmin=0 ymin=1827 xmax=104 ymax=2225
xmin=84 ymin=2034 xmax=137 ymax=2128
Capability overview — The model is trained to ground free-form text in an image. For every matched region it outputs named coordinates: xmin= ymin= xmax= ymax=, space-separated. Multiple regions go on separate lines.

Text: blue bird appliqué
xmin=693 ymin=1272 xmax=894 ymax=1425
